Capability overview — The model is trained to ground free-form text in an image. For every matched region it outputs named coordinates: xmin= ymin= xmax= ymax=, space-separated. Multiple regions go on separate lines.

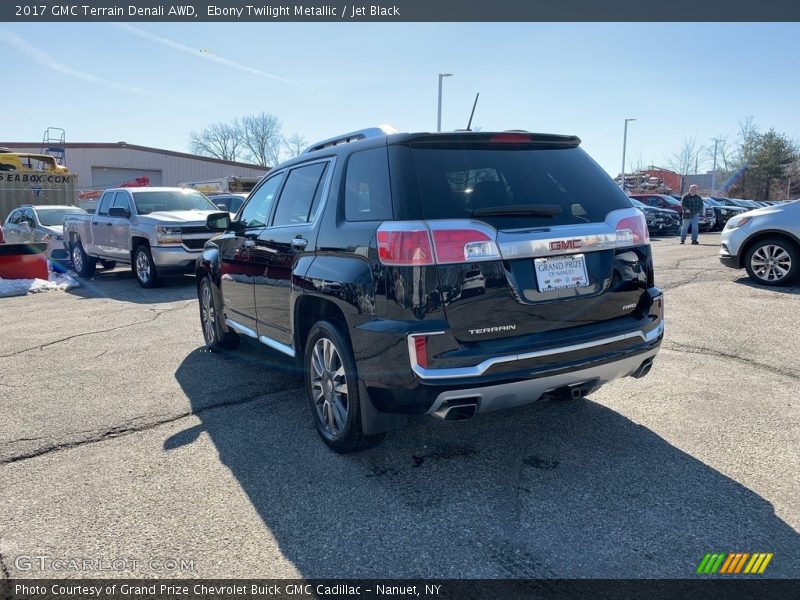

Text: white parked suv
xmin=719 ymin=200 xmax=800 ymax=286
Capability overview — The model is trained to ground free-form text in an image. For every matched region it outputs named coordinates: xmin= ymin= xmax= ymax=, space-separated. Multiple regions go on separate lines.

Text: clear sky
xmin=1 ymin=22 xmax=797 ymax=176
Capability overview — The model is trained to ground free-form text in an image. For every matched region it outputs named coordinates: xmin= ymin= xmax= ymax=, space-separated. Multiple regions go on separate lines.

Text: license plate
xmin=535 ymin=254 xmax=589 ymax=292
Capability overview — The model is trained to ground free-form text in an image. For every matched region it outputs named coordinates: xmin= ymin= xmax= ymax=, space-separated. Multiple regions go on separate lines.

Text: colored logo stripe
xmin=698 ymin=552 xmax=773 ymax=574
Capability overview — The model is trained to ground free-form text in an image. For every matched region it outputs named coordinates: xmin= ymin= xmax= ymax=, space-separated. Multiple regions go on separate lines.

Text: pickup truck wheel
xmin=71 ymin=242 xmax=96 ymax=278
xmin=304 ymin=321 xmax=385 ymax=453
xmin=199 ymin=276 xmax=240 ymax=351
xmin=133 ymin=245 xmax=161 ymax=288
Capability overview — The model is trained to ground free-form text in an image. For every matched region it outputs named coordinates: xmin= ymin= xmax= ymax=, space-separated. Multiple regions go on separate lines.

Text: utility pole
xmin=710 ymin=137 xmax=721 ymax=195
xmin=620 ymin=118 xmax=636 ymax=192
xmin=437 ymin=73 xmax=453 ymax=132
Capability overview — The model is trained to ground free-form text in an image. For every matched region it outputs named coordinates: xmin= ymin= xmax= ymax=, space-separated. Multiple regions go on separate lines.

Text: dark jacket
xmin=681 ymin=194 xmax=704 ymax=216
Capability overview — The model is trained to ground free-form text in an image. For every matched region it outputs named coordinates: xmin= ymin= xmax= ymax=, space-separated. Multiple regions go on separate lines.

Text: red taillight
xmin=413 ymin=336 xmax=428 ymax=369
xmin=377 ymin=221 xmax=499 ymax=266
xmin=616 ymin=214 xmax=650 ymax=246
xmin=489 ymin=133 xmax=533 ymax=143
xmin=376 ymin=226 xmax=434 ymax=266
xmin=430 ymin=228 xmax=498 ymax=264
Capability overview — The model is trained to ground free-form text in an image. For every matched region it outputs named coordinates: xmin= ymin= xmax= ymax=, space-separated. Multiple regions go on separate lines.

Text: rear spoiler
xmin=392 ymin=131 xmax=581 ymax=148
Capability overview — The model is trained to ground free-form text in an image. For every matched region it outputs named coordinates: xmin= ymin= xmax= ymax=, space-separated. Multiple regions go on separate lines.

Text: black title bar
xmin=2 ymin=579 xmax=800 ymax=600
xmin=3 ymin=0 xmax=800 ymax=22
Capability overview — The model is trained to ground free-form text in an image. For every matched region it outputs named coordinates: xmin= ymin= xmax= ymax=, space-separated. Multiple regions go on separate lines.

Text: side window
xmin=112 ymin=191 xmax=131 ymax=214
xmin=344 ymin=148 xmax=392 ymax=221
xmin=239 ymin=173 xmax=284 ymax=229
xmin=271 ymin=162 xmax=329 ymax=227
xmin=97 ymin=193 xmax=114 ymax=216
xmin=7 ymin=210 xmax=20 ymax=224
xmin=22 ymin=209 xmax=36 ymax=225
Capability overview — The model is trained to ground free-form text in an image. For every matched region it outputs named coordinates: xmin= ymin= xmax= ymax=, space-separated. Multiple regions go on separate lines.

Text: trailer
xmin=178 ymin=176 xmax=261 ymax=196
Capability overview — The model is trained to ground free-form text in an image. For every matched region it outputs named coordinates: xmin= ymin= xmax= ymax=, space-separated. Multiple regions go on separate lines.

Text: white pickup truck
xmin=63 ymin=187 xmax=221 ymax=288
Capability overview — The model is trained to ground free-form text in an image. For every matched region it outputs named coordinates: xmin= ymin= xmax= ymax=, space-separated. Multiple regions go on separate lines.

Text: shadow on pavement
xmin=733 ymin=276 xmax=800 ymax=295
xmin=169 ymin=346 xmax=800 ymax=578
xmin=66 ymin=267 xmax=197 ymax=304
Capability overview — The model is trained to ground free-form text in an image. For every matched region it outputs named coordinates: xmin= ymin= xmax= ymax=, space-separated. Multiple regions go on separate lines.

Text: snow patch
xmin=0 ymin=271 xmax=80 ymax=298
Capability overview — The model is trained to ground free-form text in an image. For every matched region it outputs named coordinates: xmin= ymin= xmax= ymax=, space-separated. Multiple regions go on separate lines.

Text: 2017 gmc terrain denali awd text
xmin=195 ymin=127 xmax=665 ymax=452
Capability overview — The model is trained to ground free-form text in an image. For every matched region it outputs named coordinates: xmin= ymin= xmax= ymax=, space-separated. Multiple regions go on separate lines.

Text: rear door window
xmin=97 ymin=193 xmax=114 ymax=216
xmin=410 ymin=146 xmax=630 ymax=229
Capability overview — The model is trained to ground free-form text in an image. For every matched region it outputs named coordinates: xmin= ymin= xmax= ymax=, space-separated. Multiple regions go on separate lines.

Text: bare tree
xmin=667 ymin=137 xmax=702 ymax=194
xmin=240 ymin=112 xmax=283 ymax=167
xmin=189 ymin=121 xmax=243 ymax=161
xmin=283 ymin=133 xmax=308 ymax=159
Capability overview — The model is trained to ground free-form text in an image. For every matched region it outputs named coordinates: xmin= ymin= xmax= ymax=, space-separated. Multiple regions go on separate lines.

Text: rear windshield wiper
xmin=471 ymin=204 xmax=562 ymax=218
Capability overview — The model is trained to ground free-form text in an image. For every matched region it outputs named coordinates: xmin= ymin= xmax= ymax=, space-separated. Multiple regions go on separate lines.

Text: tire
xmin=198 ymin=276 xmax=240 ymax=351
xmin=744 ymin=237 xmax=799 ymax=287
xmin=304 ymin=320 xmax=385 ymax=453
xmin=71 ymin=241 xmax=96 ymax=278
xmin=99 ymin=260 xmax=117 ymax=270
xmin=133 ymin=244 xmax=161 ymax=288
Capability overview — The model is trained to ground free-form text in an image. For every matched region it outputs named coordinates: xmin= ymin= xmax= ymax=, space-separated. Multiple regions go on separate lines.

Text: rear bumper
xmin=427 ymin=346 xmax=659 ymax=418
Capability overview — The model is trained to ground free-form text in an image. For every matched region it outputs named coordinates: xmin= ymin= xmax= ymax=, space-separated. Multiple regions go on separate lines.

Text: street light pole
xmin=711 ymin=137 xmax=721 ymax=195
xmin=620 ymin=118 xmax=636 ymax=192
xmin=437 ymin=73 xmax=453 ymax=132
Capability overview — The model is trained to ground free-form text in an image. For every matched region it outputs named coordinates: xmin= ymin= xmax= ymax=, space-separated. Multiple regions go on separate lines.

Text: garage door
xmin=91 ymin=167 xmax=163 ymax=188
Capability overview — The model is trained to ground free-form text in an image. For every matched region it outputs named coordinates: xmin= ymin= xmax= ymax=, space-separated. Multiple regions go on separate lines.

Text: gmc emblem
xmin=549 ymin=239 xmax=582 ymax=251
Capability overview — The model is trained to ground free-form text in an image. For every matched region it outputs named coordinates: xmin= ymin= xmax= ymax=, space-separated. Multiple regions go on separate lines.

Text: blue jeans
xmin=681 ymin=213 xmax=700 ymax=242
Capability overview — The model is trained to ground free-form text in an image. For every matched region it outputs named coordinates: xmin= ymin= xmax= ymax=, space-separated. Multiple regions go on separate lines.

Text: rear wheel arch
xmin=294 ymin=295 xmax=350 ymax=359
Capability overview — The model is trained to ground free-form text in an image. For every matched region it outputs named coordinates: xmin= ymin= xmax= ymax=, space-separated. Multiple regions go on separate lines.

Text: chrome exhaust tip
xmin=433 ymin=398 xmax=479 ymax=421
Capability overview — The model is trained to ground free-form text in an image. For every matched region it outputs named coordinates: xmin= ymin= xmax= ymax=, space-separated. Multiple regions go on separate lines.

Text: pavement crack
xmin=662 ymin=341 xmax=800 ymax=381
xmin=0 ymin=385 xmax=298 ymax=465
xmin=0 ymin=309 xmax=177 ymax=358
xmin=0 ymin=549 xmax=9 ymax=582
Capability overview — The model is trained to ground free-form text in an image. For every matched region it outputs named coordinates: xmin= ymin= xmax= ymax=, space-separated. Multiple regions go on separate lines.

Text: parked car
xmin=719 ymin=200 xmax=800 ymax=286
xmin=706 ymin=197 xmax=747 ymax=230
xmin=3 ymin=204 xmax=87 ymax=264
xmin=208 ymin=193 xmax=248 ymax=216
xmin=629 ymin=198 xmax=680 ymax=235
xmin=64 ymin=187 xmax=222 ymax=288
xmin=630 ymin=194 xmax=684 ymax=218
xmin=196 ymin=127 xmax=664 ymax=452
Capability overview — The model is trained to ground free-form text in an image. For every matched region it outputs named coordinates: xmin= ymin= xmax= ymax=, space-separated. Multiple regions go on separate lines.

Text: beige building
xmin=0 ymin=142 xmax=269 ymax=192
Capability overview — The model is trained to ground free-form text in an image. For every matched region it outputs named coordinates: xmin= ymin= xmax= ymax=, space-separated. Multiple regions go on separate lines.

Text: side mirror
xmin=108 ymin=207 xmax=130 ymax=218
xmin=206 ymin=211 xmax=232 ymax=232
xmin=20 ymin=221 xmax=30 ymax=228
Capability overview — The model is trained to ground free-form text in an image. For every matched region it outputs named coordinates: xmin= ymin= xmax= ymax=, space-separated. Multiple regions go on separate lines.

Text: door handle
xmin=106 ymin=222 xmax=113 ymax=227
xmin=291 ymin=237 xmax=308 ymax=250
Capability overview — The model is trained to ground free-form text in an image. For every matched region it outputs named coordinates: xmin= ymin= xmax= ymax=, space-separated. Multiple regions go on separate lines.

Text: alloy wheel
xmin=750 ymin=244 xmax=791 ymax=282
xmin=136 ymin=249 xmax=151 ymax=283
xmin=309 ymin=337 xmax=349 ymax=436
xmin=72 ymin=245 xmax=83 ymax=272
xmin=200 ymin=282 xmax=216 ymax=345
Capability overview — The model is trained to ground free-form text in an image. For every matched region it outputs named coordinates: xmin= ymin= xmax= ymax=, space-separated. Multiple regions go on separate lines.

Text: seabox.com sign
xmin=0 ymin=172 xmax=73 ymax=184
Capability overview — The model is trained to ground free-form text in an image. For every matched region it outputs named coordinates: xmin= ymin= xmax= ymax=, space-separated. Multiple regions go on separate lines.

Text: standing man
xmin=680 ymin=184 xmax=704 ymax=245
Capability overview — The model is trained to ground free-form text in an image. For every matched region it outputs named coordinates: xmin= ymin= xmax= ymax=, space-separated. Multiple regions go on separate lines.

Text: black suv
xmin=196 ymin=128 xmax=664 ymax=453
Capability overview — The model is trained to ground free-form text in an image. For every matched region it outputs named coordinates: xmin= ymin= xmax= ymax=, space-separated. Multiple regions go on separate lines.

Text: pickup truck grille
xmin=182 ymin=238 xmax=209 ymax=250
xmin=181 ymin=226 xmax=211 ymax=234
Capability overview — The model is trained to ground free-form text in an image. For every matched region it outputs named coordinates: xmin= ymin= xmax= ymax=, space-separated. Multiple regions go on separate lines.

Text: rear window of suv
xmin=410 ymin=146 xmax=631 ymax=229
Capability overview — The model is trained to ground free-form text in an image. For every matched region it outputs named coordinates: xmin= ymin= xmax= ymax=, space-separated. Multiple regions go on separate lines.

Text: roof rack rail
xmin=303 ymin=125 xmax=397 ymax=154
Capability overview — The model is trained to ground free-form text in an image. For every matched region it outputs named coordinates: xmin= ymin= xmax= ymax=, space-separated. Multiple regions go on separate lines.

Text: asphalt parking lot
xmin=1 ymin=232 xmax=798 ymax=579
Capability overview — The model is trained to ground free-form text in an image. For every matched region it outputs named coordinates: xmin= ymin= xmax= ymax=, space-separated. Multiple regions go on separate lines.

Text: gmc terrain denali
xmin=196 ymin=127 xmax=664 ymax=452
